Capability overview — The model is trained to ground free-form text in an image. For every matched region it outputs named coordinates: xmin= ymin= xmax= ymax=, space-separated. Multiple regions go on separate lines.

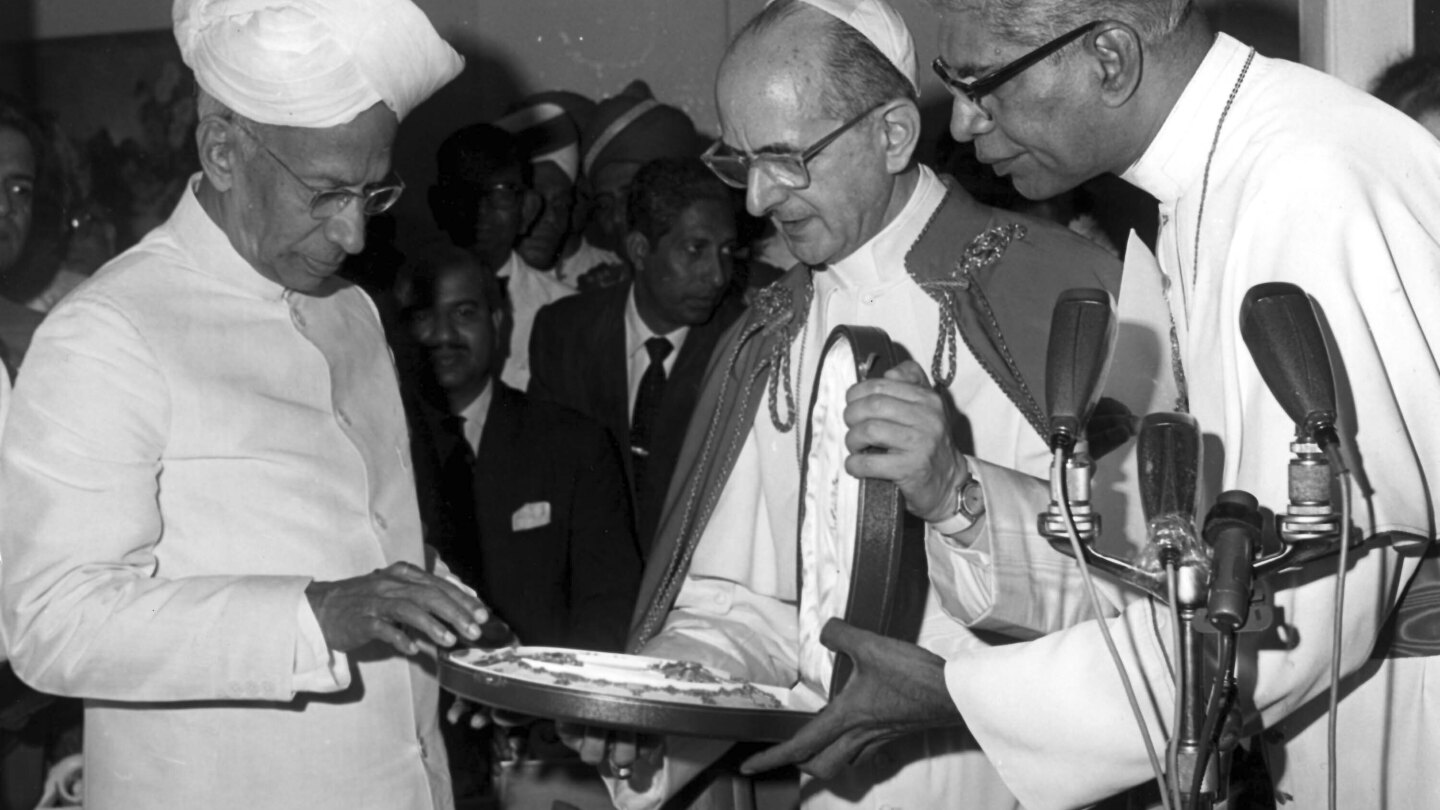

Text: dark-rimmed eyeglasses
xmin=700 ymin=101 xmax=887 ymax=191
xmin=233 ymin=121 xmax=404 ymax=220
xmin=933 ymin=21 xmax=1101 ymax=113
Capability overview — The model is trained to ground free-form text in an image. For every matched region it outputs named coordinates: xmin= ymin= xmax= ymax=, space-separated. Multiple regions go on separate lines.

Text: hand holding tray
xmin=441 ymin=646 xmax=815 ymax=742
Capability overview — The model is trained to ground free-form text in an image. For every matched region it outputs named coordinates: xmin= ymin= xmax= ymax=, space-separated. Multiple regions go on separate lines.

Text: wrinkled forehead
xmin=935 ymin=5 xmax=1017 ymax=75
xmin=716 ymin=48 xmax=828 ymax=152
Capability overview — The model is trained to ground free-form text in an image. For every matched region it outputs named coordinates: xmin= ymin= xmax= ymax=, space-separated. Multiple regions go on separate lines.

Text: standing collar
xmin=171 ymin=174 xmax=291 ymax=302
xmin=1120 ymin=33 xmax=1254 ymax=205
xmin=828 ymin=165 xmax=946 ymax=289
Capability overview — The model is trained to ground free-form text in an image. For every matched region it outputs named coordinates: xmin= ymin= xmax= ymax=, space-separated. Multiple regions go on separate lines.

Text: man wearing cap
xmin=529 ymin=157 xmax=746 ymax=558
xmin=575 ymin=80 xmax=702 ymax=291
xmin=0 ymin=1 xmax=489 ymax=808
xmin=428 ymin=120 xmax=575 ymax=393
xmin=564 ymin=1 xmax=1167 ymax=808
xmin=496 ymin=93 xmax=595 ymax=284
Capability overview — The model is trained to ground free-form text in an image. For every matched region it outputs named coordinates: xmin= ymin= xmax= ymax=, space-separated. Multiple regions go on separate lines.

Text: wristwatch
xmin=930 ymin=473 xmax=985 ymax=536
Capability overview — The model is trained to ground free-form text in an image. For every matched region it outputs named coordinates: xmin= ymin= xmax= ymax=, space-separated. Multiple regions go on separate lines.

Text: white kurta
xmin=933 ymin=35 xmax=1440 ymax=809
xmin=619 ymin=168 xmax=1056 ymax=810
xmin=0 ymin=181 xmax=452 ymax=810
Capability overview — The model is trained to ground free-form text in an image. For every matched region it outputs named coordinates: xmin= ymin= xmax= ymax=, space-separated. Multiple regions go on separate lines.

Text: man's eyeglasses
xmin=234 ymin=122 xmax=404 ymax=220
xmin=701 ymin=101 xmax=886 ymax=191
xmin=933 ymin=21 xmax=1100 ymax=112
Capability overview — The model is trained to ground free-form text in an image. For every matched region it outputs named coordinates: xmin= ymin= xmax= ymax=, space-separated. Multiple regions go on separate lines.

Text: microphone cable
xmin=1164 ymin=563 xmax=1184 ymax=810
xmin=1054 ymin=447 xmax=1174 ymax=810
xmin=1189 ymin=630 xmax=1237 ymax=808
xmin=1326 ymin=460 xmax=1353 ymax=810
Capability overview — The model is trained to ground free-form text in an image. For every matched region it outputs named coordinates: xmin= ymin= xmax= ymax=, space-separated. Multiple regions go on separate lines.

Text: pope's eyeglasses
xmin=700 ymin=101 xmax=886 ymax=191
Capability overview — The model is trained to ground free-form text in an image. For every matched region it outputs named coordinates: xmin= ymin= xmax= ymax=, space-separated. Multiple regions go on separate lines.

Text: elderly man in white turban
xmin=0 ymin=1 xmax=489 ymax=808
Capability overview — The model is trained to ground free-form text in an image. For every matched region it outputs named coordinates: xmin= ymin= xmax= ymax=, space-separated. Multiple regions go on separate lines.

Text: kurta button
xmin=374 ymin=513 xmax=388 ymax=530
xmin=337 ymin=410 xmax=351 ymax=426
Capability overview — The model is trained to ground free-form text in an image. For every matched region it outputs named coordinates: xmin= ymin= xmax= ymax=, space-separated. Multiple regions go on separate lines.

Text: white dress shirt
xmin=498 ymin=251 xmax=576 ymax=391
xmin=623 ymin=289 xmax=689 ymax=416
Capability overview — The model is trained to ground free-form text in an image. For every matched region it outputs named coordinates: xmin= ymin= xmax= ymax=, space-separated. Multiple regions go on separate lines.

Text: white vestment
xmin=615 ymin=167 xmax=1152 ymax=810
xmin=932 ymin=34 xmax=1440 ymax=810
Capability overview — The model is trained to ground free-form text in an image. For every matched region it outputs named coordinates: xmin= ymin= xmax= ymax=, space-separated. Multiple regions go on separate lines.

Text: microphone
xmin=1203 ymin=490 xmax=1263 ymax=632
xmin=1135 ymin=412 xmax=1206 ymax=587
xmin=1044 ymin=288 xmax=1118 ymax=451
xmin=1238 ymin=282 xmax=1339 ymax=448
xmin=1239 ymin=282 xmax=1342 ymax=541
xmin=1039 ymin=289 xmax=1117 ymax=544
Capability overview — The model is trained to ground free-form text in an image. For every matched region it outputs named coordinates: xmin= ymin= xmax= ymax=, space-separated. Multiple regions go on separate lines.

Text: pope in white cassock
xmin=571 ymin=1 xmax=1177 ymax=809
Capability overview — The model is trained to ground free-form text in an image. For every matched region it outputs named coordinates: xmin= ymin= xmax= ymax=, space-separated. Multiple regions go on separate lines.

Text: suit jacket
xmin=528 ymin=283 xmax=744 ymax=555
xmin=410 ymin=384 xmax=641 ymax=652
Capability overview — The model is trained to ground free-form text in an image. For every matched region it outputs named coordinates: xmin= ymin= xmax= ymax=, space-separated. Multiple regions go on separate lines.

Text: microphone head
xmin=1239 ymin=282 xmax=1338 ymax=442
xmin=1045 ymin=288 xmax=1118 ymax=449
xmin=1137 ymin=411 xmax=1203 ymax=525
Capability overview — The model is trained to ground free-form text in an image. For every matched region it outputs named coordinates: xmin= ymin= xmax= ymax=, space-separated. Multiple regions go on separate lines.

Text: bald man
xmin=0 ymin=1 xmax=486 ymax=808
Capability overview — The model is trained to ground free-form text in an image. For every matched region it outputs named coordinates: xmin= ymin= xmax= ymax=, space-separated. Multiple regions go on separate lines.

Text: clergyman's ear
xmin=1090 ymin=22 xmax=1144 ymax=107
xmin=878 ymin=99 xmax=922 ymax=175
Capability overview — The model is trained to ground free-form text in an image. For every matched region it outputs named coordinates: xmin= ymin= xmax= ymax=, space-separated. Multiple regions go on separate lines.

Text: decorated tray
xmin=440 ymin=646 xmax=815 ymax=741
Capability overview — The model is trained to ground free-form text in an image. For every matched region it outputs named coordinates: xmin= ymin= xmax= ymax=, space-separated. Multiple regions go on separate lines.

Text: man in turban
xmin=0 ymin=2 xmax=489 ymax=808
xmin=496 ymin=93 xmax=590 ymax=280
xmin=575 ymin=81 xmax=701 ymax=291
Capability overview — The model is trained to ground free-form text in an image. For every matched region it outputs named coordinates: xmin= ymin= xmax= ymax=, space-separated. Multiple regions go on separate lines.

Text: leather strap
xmin=800 ymin=325 xmax=929 ymax=699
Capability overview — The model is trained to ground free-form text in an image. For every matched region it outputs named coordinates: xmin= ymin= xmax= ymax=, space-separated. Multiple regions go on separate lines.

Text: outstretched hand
xmin=740 ymin=619 xmax=962 ymax=779
xmin=306 ymin=561 xmax=489 ymax=656
xmin=843 ymin=360 xmax=967 ymax=523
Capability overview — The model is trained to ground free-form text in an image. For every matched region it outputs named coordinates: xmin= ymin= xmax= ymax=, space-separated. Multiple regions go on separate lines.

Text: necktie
xmin=439 ymin=414 xmax=479 ymax=575
xmin=629 ymin=336 xmax=673 ymax=501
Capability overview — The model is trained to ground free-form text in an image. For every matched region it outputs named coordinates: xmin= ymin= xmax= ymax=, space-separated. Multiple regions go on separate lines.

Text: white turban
xmin=174 ymin=0 xmax=464 ymax=128
xmin=793 ymin=0 xmax=918 ymax=93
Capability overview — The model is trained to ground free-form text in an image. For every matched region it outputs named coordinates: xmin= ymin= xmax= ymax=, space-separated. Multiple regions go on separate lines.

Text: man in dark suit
xmin=400 ymin=243 xmax=640 ymax=652
xmin=529 ymin=157 xmax=745 ymax=556
xmin=399 ymin=243 xmax=641 ymax=808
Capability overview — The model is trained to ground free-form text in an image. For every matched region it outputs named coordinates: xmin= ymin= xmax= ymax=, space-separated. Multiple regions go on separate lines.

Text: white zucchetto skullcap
xmin=792 ymin=0 xmax=918 ymax=93
xmin=174 ymin=0 xmax=464 ymax=128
